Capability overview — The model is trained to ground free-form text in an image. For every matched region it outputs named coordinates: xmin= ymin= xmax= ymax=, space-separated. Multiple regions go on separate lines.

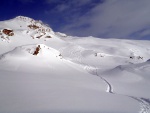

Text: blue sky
xmin=0 ymin=0 xmax=150 ymax=40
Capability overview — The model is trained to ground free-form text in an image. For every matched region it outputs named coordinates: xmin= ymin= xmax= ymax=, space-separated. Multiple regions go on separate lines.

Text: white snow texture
xmin=0 ymin=16 xmax=150 ymax=113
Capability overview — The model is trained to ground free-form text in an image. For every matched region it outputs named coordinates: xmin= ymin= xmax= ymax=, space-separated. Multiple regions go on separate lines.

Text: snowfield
xmin=0 ymin=16 xmax=150 ymax=113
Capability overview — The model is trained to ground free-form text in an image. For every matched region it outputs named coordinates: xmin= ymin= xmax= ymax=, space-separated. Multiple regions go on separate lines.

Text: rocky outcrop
xmin=45 ymin=36 xmax=52 ymax=38
xmin=129 ymin=55 xmax=143 ymax=60
xmin=27 ymin=24 xmax=53 ymax=39
xmin=2 ymin=29 xmax=14 ymax=36
xmin=33 ymin=45 xmax=41 ymax=55
xmin=36 ymin=35 xmax=43 ymax=39
xmin=28 ymin=25 xmax=39 ymax=30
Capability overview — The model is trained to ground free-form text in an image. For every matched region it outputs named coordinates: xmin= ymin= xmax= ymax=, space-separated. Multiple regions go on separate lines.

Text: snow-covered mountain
xmin=0 ymin=16 xmax=150 ymax=113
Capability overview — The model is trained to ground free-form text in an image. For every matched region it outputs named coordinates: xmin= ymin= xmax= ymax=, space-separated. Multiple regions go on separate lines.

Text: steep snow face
xmin=0 ymin=16 xmax=150 ymax=113
xmin=0 ymin=16 xmax=66 ymax=44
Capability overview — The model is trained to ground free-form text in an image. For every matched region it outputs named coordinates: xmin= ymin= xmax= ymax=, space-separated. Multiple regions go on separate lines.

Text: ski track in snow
xmin=95 ymin=67 xmax=150 ymax=113
xmin=61 ymin=46 xmax=150 ymax=113
xmin=130 ymin=96 xmax=150 ymax=113
xmin=94 ymin=67 xmax=150 ymax=113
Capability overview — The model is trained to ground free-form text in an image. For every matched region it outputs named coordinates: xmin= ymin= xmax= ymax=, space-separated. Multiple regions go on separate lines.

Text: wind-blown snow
xmin=0 ymin=16 xmax=150 ymax=113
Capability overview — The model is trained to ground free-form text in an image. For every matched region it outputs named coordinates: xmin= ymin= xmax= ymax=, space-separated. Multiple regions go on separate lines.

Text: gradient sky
xmin=0 ymin=0 xmax=150 ymax=40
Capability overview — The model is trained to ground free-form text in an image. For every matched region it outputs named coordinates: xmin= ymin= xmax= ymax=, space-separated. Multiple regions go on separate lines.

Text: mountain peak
xmin=15 ymin=15 xmax=33 ymax=21
xmin=0 ymin=16 xmax=60 ymax=42
xmin=14 ymin=16 xmax=52 ymax=30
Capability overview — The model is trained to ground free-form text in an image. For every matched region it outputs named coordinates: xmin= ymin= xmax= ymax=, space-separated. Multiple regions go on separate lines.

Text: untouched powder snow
xmin=0 ymin=16 xmax=150 ymax=113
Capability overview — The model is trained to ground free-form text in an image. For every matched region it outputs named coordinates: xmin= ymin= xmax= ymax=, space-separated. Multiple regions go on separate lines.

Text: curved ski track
xmin=59 ymin=46 xmax=150 ymax=113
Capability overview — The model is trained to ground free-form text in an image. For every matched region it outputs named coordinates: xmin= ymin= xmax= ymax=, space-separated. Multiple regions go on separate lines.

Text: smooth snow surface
xmin=0 ymin=16 xmax=150 ymax=113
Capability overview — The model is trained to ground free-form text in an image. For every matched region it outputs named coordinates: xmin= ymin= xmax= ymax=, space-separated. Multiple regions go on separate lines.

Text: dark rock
xmin=2 ymin=29 xmax=14 ymax=36
xmin=33 ymin=45 xmax=41 ymax=55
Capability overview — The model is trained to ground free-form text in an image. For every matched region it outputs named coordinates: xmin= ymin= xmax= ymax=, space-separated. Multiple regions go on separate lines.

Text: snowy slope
xmin=0 ymin=16 xmax=150 ymax=113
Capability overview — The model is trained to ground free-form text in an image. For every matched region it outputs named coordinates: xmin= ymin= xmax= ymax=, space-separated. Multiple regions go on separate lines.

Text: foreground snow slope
xmin=0 ymin=16 xmax=150 ymax=113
